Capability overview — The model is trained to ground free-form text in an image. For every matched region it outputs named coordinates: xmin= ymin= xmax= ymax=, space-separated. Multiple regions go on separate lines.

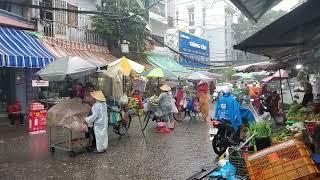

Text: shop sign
xmin=32 ymin=80 xmax=49 ymax=87
xmin=178 ymin=31 xmax=210 ymax=68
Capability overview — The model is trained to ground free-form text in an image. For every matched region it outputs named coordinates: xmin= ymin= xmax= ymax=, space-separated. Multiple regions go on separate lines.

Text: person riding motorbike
xmin=214 ymin=87 xmax=242 ymax=140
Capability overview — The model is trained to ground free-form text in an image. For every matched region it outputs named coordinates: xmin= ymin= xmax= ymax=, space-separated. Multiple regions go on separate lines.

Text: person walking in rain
xmin=85 ymin=91 xmax=108 ymax=153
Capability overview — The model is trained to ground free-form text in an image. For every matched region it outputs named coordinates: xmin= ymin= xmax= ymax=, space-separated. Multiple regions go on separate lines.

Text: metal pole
xmin=286 ymin=78 xmax=294 ymax=102
xmin=279 ymin=69 xmax=286 ymax=122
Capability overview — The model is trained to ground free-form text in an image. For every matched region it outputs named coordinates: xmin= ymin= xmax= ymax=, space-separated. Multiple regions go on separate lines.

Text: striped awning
xmin=42 ymin=37 xmax=117 ymax=67
xmin=0 ymin=26 xmax=55 ymax=68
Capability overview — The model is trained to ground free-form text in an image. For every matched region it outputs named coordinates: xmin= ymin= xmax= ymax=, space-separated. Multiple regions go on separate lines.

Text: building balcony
xmin=41 ymin=20 xmax=107 ymax=46
xmin=0 ymin=9 xmax=36 ymax=30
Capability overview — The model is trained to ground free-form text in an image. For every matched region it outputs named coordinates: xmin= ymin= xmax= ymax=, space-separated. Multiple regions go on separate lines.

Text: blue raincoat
xmin=85 ymin=101 xmax=108 ymax=152
xmin=215 ymin=93 xmax=242 ymax=130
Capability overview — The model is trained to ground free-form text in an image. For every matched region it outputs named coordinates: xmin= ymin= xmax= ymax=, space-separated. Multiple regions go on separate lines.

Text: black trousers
xmin=8 ymin=113 xmax=24 ymax=125
xmin=85 ymin=127 xmax=96 ymax=149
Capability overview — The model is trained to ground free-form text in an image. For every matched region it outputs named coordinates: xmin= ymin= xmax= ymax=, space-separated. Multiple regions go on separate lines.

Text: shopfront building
xmin=0 ymin=26 xmax=55 ymax=125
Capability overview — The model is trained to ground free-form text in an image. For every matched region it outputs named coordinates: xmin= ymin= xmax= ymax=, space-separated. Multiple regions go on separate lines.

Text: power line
xmin=0 ymin=0 xmax=162 ymax=20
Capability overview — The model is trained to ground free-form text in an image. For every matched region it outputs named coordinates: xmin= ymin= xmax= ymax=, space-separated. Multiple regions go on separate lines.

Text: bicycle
xmin=141 ymin=101 xmax=174 ymax=131
xmin=107 ymin=104 xmax=133 ymax=136
xmin=174 ymin=96 xmax=201 ymax=122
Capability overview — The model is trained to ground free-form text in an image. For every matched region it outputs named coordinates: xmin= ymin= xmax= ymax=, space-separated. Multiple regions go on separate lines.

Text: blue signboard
xmin=178 ymin=31 xmax=210 ymax=68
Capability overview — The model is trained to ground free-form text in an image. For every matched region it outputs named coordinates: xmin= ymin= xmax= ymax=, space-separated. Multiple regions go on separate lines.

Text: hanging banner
xmin=32 ymin=80 xmax=49 ymax=87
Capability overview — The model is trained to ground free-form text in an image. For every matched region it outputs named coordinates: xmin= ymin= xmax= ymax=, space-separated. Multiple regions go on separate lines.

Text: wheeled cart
xmin=48 ymin=126 xmax=91 ymax=157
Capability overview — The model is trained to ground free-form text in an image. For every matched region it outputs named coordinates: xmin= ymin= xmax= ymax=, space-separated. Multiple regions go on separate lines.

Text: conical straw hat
xmin=160 ymin=84 xmax=171 ymax=91
xmin=90 ymin=91 xmax=106 ymax=102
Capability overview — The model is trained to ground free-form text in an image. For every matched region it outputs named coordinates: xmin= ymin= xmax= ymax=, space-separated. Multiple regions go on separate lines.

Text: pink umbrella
xmin=261 ymin=69 xmax=289 ymax=82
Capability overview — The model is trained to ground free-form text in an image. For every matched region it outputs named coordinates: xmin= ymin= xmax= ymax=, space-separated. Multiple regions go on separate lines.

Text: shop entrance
xmin=0 ymin=68 xmax=16 ymax=124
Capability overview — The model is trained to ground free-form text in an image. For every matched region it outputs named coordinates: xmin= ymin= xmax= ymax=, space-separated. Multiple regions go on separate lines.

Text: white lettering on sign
xmin=32 ymin=80 xmax=49 ymax=87
xmin=189 ymin=41 xmax=207 ymax=50
xmin=180 ymin=34 xmax=190 ymax=39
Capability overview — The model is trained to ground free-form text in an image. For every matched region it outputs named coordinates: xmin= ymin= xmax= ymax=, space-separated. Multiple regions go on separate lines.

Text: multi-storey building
xmin=0 ymin=0 xmax=115 ymax=122
xmin=165 ymin=0 xmax=237 ymax=67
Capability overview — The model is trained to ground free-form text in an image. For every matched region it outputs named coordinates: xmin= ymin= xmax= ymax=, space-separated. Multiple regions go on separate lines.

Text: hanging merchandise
xmin=135 ymin=79 xmax=146 ymax=92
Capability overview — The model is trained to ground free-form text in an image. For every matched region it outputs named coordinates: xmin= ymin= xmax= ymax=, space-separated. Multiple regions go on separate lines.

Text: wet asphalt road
xmin=0 ymin=116 xmax=215 ymax=180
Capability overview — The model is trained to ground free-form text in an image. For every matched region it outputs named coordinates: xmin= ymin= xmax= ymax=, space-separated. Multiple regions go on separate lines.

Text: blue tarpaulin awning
xmin=0 ymin=26 xmax=55 ymax=68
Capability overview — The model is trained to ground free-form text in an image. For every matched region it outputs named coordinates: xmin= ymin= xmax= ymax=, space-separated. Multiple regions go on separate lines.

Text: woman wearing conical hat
xmin=85 ymin=91 xmax=108 ymax=152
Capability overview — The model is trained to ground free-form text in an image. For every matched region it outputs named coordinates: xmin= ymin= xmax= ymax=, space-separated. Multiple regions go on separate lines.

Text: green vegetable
xmin=246 ymin=121 xmax=273 ymax=144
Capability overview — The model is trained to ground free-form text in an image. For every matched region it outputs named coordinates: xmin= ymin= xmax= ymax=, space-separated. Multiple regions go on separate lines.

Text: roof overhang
xmin=229 ymin=0 xmax=283 ymax=23
xmin=234 ymin=0 xmax=320 ymax=61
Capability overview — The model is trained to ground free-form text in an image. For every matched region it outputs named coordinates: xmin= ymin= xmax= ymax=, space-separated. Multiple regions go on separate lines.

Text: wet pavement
xmin=0 ymin=116 xmax=215 ymax=180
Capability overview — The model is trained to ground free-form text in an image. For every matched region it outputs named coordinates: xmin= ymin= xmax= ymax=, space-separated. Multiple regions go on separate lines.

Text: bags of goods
xmin=8 ymin=101 xmax=22 ymax=113
xmin=119 ymin=95 xmax=128 ymax=106
xmin=46 ymin=98 xmax=91 ymax=132
xmin=29 ymin=102 xmax=44 ymax=111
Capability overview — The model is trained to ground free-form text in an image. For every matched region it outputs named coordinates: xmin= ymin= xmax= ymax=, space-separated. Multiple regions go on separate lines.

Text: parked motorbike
xmin=209 ymin=119 xmax=240 ymax=156
xmin=210 ymin=105 xmax=255 ymax=156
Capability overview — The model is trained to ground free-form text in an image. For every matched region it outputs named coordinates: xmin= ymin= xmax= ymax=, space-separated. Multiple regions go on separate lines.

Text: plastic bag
xmin=110 ymin=110 xmax=120 ymax=124
xmin=209 ymin=161 xmax=237 ymax=180
xmin=172 ymin=99 xmax=178 ymax=113
xmin=119 ymin=95 xmax=128 ymax=105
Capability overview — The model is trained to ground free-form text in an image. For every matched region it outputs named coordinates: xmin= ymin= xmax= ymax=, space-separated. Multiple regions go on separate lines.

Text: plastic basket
xmin=230 ymin=149 xmax=254 ymax=179
xmin=246 ymin=139 xmax=319 ymax=180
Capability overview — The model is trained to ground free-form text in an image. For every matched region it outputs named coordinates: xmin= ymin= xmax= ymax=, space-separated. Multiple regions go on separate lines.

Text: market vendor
xmin=75 ymin=83 xmax=85 ymax=99
xmin=83 ymin=82 xmax=96 ymax=105
xmin=312 ymin=96 xmax=320 ymax=114
xmin=85 ymin=91 xmax=108 ymax=153
xmin=302 ymin=82 xmax=313 ymax=107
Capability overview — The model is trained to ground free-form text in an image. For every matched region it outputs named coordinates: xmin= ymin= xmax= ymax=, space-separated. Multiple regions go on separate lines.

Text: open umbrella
xmin=37 ymin=56 xmax=99 ymax=81
xmin=233 ymin=72 xmax=255 ymax=80
xmin=144 ymin=67 xmax=178 ymax=79
xmin=261 ymin=69 xmax=289 ymax=82
xmin=105 ymin=57 xmax=145 ymax=77
xmin=197 ymin=71 xmax=223 ymax=78
xmin=182 ymin=71 xmax=212 ymax=81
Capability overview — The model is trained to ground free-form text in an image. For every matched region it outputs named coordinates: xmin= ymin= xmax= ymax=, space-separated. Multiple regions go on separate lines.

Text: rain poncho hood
xmin=215 ymin=93 xmax=242 ymax=130
xmin=85 ymin=101 xmax=108 ymax=152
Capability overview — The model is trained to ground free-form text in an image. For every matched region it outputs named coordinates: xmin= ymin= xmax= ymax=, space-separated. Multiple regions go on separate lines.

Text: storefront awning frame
xmin=233 ymin=0 xmax=320 ymax=61
xmin=229 ymin=0 xmax=283 ymax=23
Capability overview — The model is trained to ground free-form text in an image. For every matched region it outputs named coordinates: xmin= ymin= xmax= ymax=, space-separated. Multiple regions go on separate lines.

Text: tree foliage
xmin=232 ymin=10 xmax=287 ymax=44
xmin=92 ymin=0 xmax=148 ymax=61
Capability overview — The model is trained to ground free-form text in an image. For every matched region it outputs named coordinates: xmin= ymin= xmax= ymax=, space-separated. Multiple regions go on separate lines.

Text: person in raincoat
xmin=155 ymin=84 xmax=176 ymax=122
xmin=215 ymin=87 xmax=242 ymax=138
xmin=85 ymin=91 xmax=108 ymax=153
xmin=197 ymin=81 xmax=210 ymax=121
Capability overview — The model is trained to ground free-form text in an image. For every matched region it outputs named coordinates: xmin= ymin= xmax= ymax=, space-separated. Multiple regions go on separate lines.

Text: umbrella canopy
xmin=182 ymin=71 xmax=212 ymax=81
xmin=106 ymin=57 xmax=145 ymax=77
xmin=233 ymin=72 xmax=255 ymax=79
xmin=261 ymin=69 xmax=289 ymax=82
xmin=234 ymin=61 xmax=288 ymax=72
xmin=144 ymin=67 xmax=178 ymax=79
xmin=37 ymin=56 xmax=98 ymax=81
xmin=197 ymin=71 xmax=223 ymax=78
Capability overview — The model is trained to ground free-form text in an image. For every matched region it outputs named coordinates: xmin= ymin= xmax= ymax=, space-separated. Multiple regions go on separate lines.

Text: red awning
xmin=41 ymin=37 xmax=117 ymax=66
